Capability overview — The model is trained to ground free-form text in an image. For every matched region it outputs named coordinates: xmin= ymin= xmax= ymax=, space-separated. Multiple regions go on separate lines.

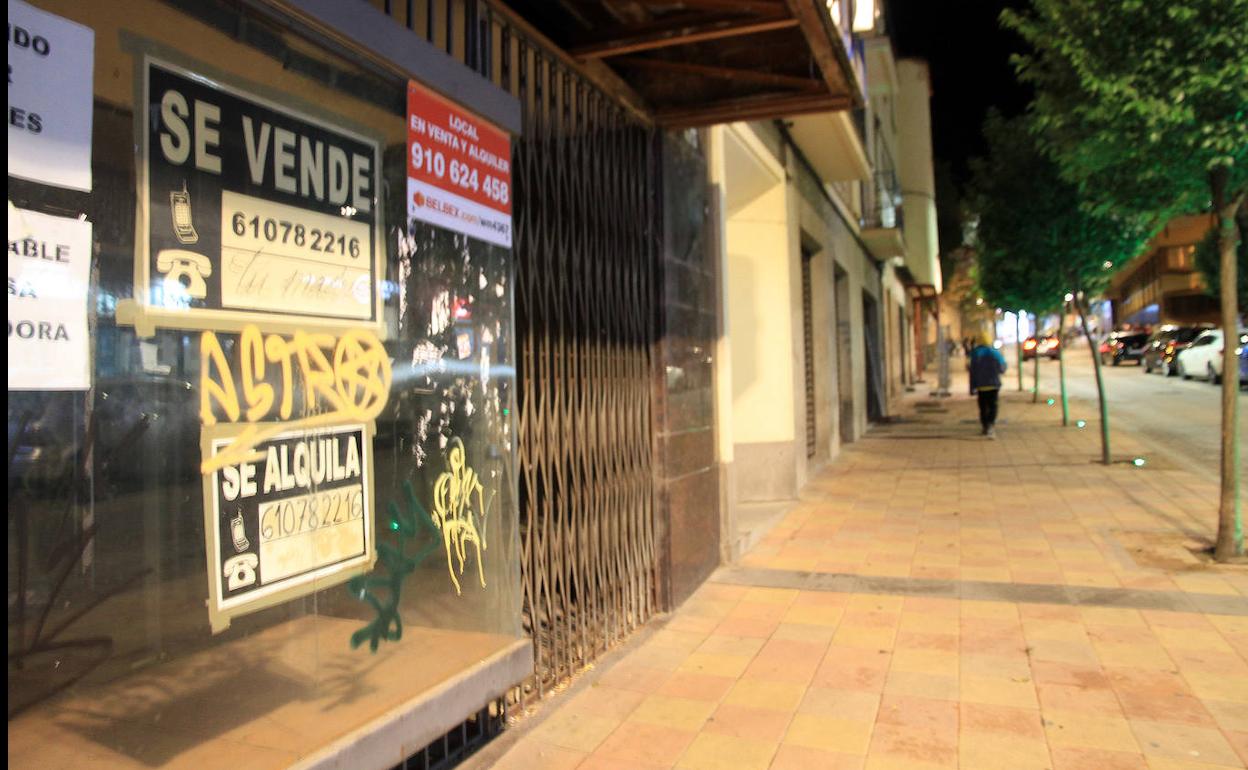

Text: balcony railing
xmin=861 ymin=169 xmax=902 ymax=230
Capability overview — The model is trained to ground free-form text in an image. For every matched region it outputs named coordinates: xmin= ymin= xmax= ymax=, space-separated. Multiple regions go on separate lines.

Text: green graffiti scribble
xmin=347 ymin=480 xmax=440 ymax=652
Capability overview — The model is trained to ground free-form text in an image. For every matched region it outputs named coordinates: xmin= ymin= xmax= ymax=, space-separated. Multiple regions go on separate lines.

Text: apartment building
xmin=1108 ymin=214 xmax=1219 ymax=327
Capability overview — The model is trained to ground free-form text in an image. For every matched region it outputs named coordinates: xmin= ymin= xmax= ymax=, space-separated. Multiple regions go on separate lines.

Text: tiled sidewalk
xmin=468 ymin=383 xmax=1248 ymax=770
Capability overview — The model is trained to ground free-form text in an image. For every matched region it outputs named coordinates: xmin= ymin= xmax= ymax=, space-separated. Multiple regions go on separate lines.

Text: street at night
xmin=1029 ymin=348 xmax=1248 ymax=482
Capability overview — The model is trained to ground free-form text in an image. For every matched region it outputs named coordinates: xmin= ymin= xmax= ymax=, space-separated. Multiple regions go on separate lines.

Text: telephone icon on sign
xmin=170 ymin=182 xmax=199 ymax=244
xmin=155 ymin=249 xmax=212 ymax=299
xmin=223 ymin=553 xmax=259 ymax=591
xmin=230 ymin=510 xmax=250 ymax=553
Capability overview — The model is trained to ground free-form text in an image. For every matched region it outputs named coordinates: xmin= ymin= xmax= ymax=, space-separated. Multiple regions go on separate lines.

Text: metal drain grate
xmin=390 ymin=699 xmax=508 ymax=770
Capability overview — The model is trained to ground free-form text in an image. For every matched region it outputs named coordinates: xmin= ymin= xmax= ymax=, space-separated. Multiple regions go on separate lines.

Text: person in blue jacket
xmin=967 ymin=333 xmax=1008 ymax=438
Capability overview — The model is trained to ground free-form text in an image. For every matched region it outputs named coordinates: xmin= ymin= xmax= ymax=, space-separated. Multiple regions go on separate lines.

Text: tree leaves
xmin=968 ymin=112 xmax=1147 ymax=314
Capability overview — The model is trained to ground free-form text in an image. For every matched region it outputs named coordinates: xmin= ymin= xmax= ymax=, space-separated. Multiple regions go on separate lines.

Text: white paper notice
xmin=8 ymin=205 xmax=93 ymax=390
xmin=7 ymin=0 xmax=95 ymax=191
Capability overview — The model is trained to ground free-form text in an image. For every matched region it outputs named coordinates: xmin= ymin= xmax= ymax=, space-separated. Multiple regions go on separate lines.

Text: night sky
xmin=885 ymin=0 xmax=1032 ymax=189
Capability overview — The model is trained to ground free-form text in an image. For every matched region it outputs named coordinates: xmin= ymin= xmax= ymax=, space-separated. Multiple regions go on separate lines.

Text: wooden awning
xmin=503 ymin=0 xmax=863 ymax=127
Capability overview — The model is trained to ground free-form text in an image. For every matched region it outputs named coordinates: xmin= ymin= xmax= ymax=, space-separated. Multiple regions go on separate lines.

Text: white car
xmin=1176 ymin=329 xmax=1248 ymax=383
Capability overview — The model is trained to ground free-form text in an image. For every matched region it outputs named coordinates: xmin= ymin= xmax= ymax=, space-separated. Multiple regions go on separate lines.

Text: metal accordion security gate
xmin=372 ymin=0 xmax=663 ymax=704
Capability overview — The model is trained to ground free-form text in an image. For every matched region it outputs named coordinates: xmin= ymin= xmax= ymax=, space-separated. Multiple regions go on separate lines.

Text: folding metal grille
xmin=370 ymin=0 xmax=663 ymax=704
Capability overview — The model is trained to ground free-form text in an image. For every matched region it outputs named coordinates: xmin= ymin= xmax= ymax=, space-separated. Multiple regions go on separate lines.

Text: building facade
xmin=7 ymin=0 xmax=939 ymax=767
xmin=1108 ymin=214 xmax=1219 ymax=328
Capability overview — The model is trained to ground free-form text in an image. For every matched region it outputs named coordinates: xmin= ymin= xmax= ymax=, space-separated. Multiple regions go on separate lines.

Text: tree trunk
xmin=1032 ymin=313 xmax=1041 ymax=403
xmin=1058 ymin=308 xmax=1069 ymax=427
xmin=1076 ymin=297 xmax=1111 ymax=465
xmin=1212 ymin=173 xmax=1244 ymax=561
xmin=1016 ymin=313 xmax=1024 ymax=391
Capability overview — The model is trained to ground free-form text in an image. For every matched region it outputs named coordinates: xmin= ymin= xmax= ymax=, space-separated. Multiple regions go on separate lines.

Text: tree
xmin=969 ymin=112 xmax=1148 ymax=461
xmin=1005 ymin=0 xmax=1248 ymax=560
xmin=1194 ymin=209 xmax=1248 ymax=312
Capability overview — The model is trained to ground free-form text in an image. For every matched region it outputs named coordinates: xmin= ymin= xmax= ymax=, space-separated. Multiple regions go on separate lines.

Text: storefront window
xmin=8 ymin=0 xmax=522 ymax=765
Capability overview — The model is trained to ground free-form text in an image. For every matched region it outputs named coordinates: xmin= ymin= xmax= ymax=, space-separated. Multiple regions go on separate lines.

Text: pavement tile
xmin=1128 ymin=719 xmax=1243 ymax=766
xmin=593 ymin=721 xmax=697 ymax=766
xmin=874 ymin=694 xmax=959 ymax=734
xmin=1026 ymin=637 xmax=1103 ymax=666
xmin=727 ymin=601 xmax=790 ymax=623
xmin=960 ymin=673 xmax=1039 ymax=709
xmin=742 ymin=587 xmax=798 ymax=605
xmin=961 ymin=653 xmax=1032 ymax=679
xmin=741 ymin=639 xmax=826 ymax=683
xmin=1226 ymin=731 xmax=1248 ymax=765
xmin=771 ymin=622 xmax=838 ymax=645
xmin=576 ymin=754 xmax=669 ymax=770
xmin=882 ymin=670 xmax=959 ymax=701
xmin=693 ymin=634 xmax=766 ymax=658
xmin=1142 ymin=759 xmax=1247 ymax=770
xmin=674 ymin=732 xmax=776 ymax=770
xmin=710 ymin=616 xmax=779 ymax=638
xmin=832 ymin=625 xmax=898 ymax=650
xmin=902 ymin=597 xmax=961 ymax=616
xmin=958 ymin=732 xmax=1052 ymax=770
xmin=783 ymin=713 xmax=875 ymax=754
xmin=797 ymin=688 xmax=881 ymax=722
xmin=1202 ymin=700 xmax=1248 ymax=732
xmin=960 ymin=702 xmax=1046 ymax=741
xmin=628 ymin=694 xmax=717 ymax=732
xmin=899 ymin=613 xmax=961 ymax=634
xmin=867 ymin=723 xmax=956 ymax=766
xmin=769 ymin=744 xmax=865 ymax=770
xmin=722 ymin=678 xmax=806 ymax=712
xmin=531 ymin=710 xmax=624 ymax=753
xmin=597 ymin=664 xmax=675 ymax=694
xmin=1030 ymin=660 xmax=1113 ymax=690
xmin=813 ymin=658 xmax=891 ymax=693
xmin=565 ymin=685 xmax=648 ymax=720
xmin=655 ymin=672 xmax=737 ymax=702
xmin=677 ymin=653 xmax=754 ymax=679
xmin=630 ymin=643 xmax=694 ymax=671
xmin=701 ymin=703 xmax=792 ymax=742
xmin=889 ymin=648 xmax=959 ymax=677
xmin=781 ymin=604 xmax=845 ymax=627
xmin=1049 ymin=747 xmax=1151 ymax=770
xmin=1037 ymin=681 xmax=1126 ymax=714
xmin=1042 ymin=709 xmax=1141 ymax=752
xmin=847 ymin=595 xmax=904 ymax=613
xmin=491 ymin=741 xmax=586 ymax=770
xmin=1180 ymin=671 xmax=1248 ymax=704
xmin=960 ymin=601 xmax=1020 ymax=620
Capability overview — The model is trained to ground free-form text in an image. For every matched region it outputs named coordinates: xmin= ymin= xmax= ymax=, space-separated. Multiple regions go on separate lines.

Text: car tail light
xmin=1024 ymin=340 xmax=1037 ymax=350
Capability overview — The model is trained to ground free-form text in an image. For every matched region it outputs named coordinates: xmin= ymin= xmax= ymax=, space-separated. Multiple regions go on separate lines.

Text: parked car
xmin=1175 ymin=329 xmax=1247 ymax=383
xmin=1022 ymin=335 xmax=1060 ymax=361
xmin=1100 ymin=331 xmax=1149 ymax=366
xmin=1142 ymin=325 xmax=1212 ymax=376
xmin=1240 ymin=341 xmax=1248 ymax=387
xmin=1175 ymin=330 xmax=1222 ymax=381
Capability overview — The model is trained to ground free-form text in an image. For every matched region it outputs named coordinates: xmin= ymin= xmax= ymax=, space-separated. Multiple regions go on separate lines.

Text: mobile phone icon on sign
xmin=171 ymin=182 xmax=199 ymax=244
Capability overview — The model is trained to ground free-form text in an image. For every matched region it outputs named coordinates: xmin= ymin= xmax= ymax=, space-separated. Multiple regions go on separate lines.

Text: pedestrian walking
xmin=967 ymin=333 xmax=1007 ymax=438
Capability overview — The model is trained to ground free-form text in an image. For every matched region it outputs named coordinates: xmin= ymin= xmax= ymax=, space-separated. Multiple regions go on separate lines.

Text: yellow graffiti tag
xmin=431 ymin=437 xmax=489 ymax=595
xmin=200 ymin=325 xmax=391 ymax=473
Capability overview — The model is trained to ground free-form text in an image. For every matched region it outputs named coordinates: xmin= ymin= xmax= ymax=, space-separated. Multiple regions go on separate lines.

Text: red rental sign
xmin=406 ymin=81 xmax=512 ymax=248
